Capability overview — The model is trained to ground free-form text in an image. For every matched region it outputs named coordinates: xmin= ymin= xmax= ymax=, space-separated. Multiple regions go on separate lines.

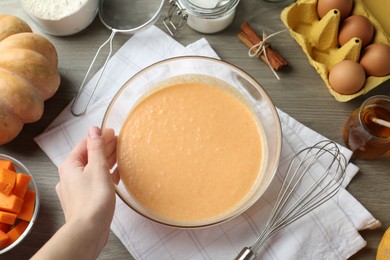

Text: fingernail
xmin=88 ymin=126 xmax=102 ymax=139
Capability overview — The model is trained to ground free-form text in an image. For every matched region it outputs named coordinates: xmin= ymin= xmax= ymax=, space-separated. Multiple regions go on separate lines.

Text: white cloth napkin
xmin=34 ymin=26 xmax=380 ymax=260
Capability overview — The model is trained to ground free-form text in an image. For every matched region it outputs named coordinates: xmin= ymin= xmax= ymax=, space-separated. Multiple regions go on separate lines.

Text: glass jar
xmin=164 ymin=0 xmax=240 ymax=35
xmin=343 ymin=95 xmax=390 ymax=159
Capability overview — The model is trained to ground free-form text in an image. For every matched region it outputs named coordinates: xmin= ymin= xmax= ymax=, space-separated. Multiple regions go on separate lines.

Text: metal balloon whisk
xmin=235 ymin=140 xmax=347 ymax=260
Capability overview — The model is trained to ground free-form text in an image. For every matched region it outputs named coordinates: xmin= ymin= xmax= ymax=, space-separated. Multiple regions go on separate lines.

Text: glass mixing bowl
xmin=0 ymin=154 xmax=39 ymax=254
xmin=102 ymin=56 xmax=282 ymax=228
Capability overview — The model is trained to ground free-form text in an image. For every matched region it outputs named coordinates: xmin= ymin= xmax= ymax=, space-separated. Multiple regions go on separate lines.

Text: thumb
xmin=87 ymin=126 xmax=106 ymax=163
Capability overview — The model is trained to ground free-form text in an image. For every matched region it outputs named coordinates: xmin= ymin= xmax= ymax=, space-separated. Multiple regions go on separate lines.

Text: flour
xmin=21 ymin=0 xmax=88 ymax=20
xmin=20 ymin=0 xmax=98 ymax=36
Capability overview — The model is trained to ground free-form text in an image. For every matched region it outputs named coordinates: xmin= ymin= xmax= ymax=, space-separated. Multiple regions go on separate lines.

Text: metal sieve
xmin=71 ymin=0 xmax=165 ymax=116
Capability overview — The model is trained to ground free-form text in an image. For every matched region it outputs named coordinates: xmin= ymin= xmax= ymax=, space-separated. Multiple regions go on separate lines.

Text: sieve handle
xmin=70 ymin=29 xmax=118 ymax=116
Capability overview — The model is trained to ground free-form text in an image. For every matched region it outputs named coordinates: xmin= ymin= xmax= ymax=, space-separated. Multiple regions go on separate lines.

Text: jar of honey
xmin=343 ymin=95 xmax=390 ymax=159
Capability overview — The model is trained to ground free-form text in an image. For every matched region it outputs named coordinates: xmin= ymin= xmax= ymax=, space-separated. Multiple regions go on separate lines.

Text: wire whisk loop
xmin=236 ymin=140 xmax=347 ymax=260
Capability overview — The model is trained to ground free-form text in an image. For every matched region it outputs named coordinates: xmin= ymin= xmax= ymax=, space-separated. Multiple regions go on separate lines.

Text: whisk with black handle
xmin=235 ymin=140 xmax=347 ymax=260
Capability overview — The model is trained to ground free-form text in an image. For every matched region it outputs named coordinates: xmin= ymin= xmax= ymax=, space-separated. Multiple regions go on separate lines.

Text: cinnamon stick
xmin=238 ymin=32 xmax=269 ymax=65
xmin=238 ymin=22 xmax=288 ymax=71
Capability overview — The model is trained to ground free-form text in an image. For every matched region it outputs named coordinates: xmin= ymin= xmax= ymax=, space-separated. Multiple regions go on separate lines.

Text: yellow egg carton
xmin=281 ymin=0 xmax=390 ymax=102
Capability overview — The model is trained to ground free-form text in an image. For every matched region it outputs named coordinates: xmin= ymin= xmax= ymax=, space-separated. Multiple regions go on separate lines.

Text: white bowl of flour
xmin=20 ymin=0 xmax=99 ymax=36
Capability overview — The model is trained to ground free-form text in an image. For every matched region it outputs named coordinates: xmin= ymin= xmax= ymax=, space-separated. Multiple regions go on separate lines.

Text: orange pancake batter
xmin=118 ymin=80 xmax=264 ymax=224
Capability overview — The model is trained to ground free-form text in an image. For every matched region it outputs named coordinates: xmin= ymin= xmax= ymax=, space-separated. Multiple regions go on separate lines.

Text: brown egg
xmin=328 ymin=60 xmax=366 ymax=95
xmin=338 ymin=15 xmax=374 ymax=47
xmin=317 ymin=0 xmax=353 ymax=20
xmin=360 ymin=43 xmax=390 ymax=77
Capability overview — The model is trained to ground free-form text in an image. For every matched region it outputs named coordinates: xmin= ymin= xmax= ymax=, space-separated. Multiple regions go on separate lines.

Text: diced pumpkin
xmin=4 ymin=220 xmax=28 ymax=248
xmin=17 ymin=190 xmax=35 ymax=222
xmin=0 ymin=211 xmax=17 ymax=225
xmin=0 ymin=159 xmax=15 ymax=171
xmin=0 ymin=223 xmax=11 ymax=233
xmin=0 ymin=229 xmax=9 ymax=249
xmin=0 ymin=192 xmax=23 ymax=213
xmin=12 ymin=173 xmax=31 ymax=199
xmin=0 ymin=168 xmax=16 ymax=195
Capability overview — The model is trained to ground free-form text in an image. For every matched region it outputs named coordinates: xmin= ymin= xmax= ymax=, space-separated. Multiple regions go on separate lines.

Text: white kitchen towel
xmin=34 ymin=25 xmax=380 ymax=259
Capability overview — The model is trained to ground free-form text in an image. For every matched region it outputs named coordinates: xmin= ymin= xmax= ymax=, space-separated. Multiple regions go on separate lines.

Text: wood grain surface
xmin=1 ymin=0 xmax=389 ymax=259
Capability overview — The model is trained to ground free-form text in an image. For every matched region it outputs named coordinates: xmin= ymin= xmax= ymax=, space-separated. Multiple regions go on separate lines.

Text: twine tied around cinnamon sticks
xmin=249 ymin=29 xmax=287 ymax=80
xmin=238 ymin=22 xmax=288 ymax=80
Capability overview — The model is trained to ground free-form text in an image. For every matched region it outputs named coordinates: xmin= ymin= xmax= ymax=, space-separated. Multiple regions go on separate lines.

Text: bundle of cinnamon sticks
xmin=238 ymin=22 xmax=288 ymax=71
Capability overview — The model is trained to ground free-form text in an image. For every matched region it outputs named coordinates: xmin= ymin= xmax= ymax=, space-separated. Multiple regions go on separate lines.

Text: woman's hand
xmin=56 ymin=126 xmax=118 ymax=226
xmin=33 ymin=126 xmax=119 ymax=260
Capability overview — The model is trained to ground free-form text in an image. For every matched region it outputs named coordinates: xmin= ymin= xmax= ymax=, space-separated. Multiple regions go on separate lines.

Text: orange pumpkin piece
xmin=0 ymin=14 xmax=32 ymax=41
xmin=377 ymin=227 xmax=390 ymax=260
xmin=12 ymin=173 xmax=31 ymax=199
xmin=0 ymin=48 xmax=60 ymax=100
xmin=0 ymin=15 xmax=60 ymax=145
xmin=0 ymin=223 xmax=11 ymax=233
xmin=0 ymin=69 xmax=44 ymax=124
xmin=0 ymin=105 xmax=24 ymax=145
xmin=0 ymin=32 xmax=58 ymax=67
xmin=0 ymin=192 xmax=23 ymax=213
xmin=4 ymin=220 xmax=28 ymax=248
xmin=17 ymin=190 xmax=35 ymax=222
xmin=0 ymin=168 xmax=16 ymax=195
xmin=0 ymin=211 xmax=17 ymax=225
xmin=0 ymin=159 xmax=15 ymax=171
xmin=0 ymin=229 xmax=9 ymax=249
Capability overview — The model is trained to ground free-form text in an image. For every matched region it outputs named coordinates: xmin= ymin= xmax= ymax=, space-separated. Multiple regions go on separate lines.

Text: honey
xmin=343 ymin=96 xmax=390 ymax=159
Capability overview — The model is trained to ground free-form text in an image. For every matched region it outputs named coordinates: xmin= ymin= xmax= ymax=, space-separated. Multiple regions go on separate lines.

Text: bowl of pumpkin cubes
xmin=0 ymin=154 xmax=39 ymax=254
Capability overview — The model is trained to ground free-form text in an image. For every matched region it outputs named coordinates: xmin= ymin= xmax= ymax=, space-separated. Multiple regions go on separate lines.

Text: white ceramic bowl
xmin=0 ymin=154 xmax=39 ymax=254
xmin=102 ymin=56 xmax=282 ymax=228
xmin=20 ymin=0 xmax=99 ymax=36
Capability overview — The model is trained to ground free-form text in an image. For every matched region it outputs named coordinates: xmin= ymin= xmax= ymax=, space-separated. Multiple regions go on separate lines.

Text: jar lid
xmin=178 ymin=0 xmax=240 ymax=18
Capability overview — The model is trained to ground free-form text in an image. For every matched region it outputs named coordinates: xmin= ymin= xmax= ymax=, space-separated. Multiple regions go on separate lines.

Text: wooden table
xmin=2 ymin=0 xmax=389 ymax=259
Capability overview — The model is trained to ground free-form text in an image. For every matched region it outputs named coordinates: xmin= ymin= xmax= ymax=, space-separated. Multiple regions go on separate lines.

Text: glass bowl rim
xmin=102 ymin=55 xmax=282 ymax=228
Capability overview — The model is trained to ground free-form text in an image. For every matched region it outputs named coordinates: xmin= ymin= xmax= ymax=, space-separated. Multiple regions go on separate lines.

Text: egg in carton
xmin=281 ymin=0 xmax=390 ymax=102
